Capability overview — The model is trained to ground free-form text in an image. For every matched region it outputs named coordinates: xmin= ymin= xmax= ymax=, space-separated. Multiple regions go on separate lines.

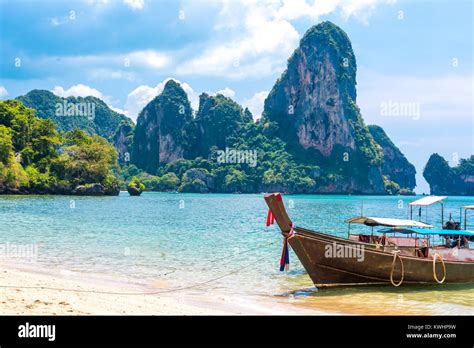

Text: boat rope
xmin=144 ymin=239 xmax=279 ymax=277
xmin=0 ymin=255 xmax=269 ymax=296
xmin=389 ymin=251 xmax=404 ymax=287
xmin=432 ymin=253 xmax=446 ymax=284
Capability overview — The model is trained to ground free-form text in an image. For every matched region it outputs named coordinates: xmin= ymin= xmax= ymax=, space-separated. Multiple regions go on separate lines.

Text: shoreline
xmin=0 ymin=263 xmax=328 ymax=315
xmin=1 ymin=262 xmax=472 ymax=316
xmin=0 ymin=191 xmax=419 ymax=196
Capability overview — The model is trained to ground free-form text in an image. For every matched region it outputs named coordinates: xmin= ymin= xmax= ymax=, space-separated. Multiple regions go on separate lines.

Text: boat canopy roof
xmin=464 ymin=205 xmax=474 ymax=210
xmin=378 ymin=227 xmax=474 ymax=236
xmin=409 ymin=196 xmax=447 ymax=206
xmin=345 ymin=216 xmax=433 ymax=228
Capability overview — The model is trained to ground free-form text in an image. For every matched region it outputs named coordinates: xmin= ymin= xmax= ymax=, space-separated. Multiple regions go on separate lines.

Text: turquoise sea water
xmin=1 ymin=193 xmax=473 ymax=314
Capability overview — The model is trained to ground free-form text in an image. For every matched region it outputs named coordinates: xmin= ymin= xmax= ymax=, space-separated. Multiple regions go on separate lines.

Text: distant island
xmin=1 ymin=21 xmax=471 ymax=196
xmin=423 ymin=153 xmax=474 ymax=195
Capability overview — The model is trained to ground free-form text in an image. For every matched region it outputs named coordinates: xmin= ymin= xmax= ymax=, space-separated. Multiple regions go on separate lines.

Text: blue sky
xmin=0 ymin=0 xmax=472 ymax=193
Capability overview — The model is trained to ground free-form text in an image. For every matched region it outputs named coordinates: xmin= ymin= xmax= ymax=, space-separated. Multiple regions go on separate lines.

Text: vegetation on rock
xmin=190 ymin=93 xmax=248 ymax=158
xmin=262 ymin=21 xmax=385 ymax=193
xmin=423 ymin=154 xmax=474 ymax=195
xmin=127 ymin=176 xmax=145 ymax=196
xmin=120 ymin=22 xmax=417 ymax=195
xmin=0 ymin=100 xmax=120 ymax=195
xmin=131 ymin=80 xmax=194 ymax=174
xmin=17 ymin=89 xmax=130 ymax=141
xmin=368 ymin=125 xmax=416 ymax=194
xmin=5 ymin=22 xmax=420 ymax=196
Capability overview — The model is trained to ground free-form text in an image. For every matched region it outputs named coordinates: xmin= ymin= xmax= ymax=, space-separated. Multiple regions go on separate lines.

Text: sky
xmin=0 ymin=0 xmax=472 ymax=193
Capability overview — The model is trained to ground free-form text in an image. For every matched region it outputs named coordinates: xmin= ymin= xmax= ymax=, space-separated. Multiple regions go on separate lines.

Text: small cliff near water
xmin=424 ymin=154 xmax=474 ymax=195
xmin=368 ymin=125 xmax=416 ymax=193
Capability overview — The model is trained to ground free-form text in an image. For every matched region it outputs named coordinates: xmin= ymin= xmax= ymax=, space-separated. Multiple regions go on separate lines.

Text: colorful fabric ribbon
xmin=266 ymin=208 xmax=274 ymax=227
xmin=265 ymin=193 xmax=293 ymax=272
xmin=280 ymin=224 xmax=294 ymax=272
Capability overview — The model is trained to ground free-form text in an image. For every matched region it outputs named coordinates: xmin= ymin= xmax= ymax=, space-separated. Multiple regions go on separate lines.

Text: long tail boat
xmin=264 ymin=193 xmax=474 ymax=287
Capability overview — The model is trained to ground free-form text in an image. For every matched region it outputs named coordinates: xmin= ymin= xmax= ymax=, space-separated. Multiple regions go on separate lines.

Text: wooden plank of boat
xmin=264 ymin=193 xmax=474 ymax=287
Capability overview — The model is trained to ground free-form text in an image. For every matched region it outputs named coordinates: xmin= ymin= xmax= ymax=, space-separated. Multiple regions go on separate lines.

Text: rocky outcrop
xmin=112 ymin=120 xmax=135 ymax=164
xmin=190 ymin=93 xmax=247 ymax=158
xmin=0 ymin=183 xmax=25 ymax=194
xmin=0 ymin=183 xmax=119 ymax=196
xmin=71 ymin=183 xmax=120 ymax=196
xmin=368 ymin=125 xmax=416 ymax=191
xmin=424 ymin=154 xmax=474 ymax=195
xmin=243 ymin=107 xmax=254 ymax=122
xmin=127 ymin=177 xmax=144 ymax=196
xmin=131 ymin=80 xmax=193 ymax=174
xmin=263 ymin=21 xmax=384 ymax=194
xmin=178 ymin=168 xmax=215 ymax=193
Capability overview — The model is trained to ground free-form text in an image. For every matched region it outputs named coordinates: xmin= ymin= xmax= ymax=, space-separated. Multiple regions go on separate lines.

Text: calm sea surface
xmin=1 ymin=193 xmax=473 ymax=314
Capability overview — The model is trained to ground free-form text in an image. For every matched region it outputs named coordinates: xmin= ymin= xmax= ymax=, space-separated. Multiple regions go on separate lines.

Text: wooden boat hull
xmin=290 ymin=228 xmax=474 ymax=286
xmin=263 ymin=193 xmax=474 ymax=287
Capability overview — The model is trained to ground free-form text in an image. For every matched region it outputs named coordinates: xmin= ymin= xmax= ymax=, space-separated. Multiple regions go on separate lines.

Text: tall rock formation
xmin=263 ymin=21 xmax=384 ymax=193
xmin=368 ymin=125 xmax=416 ymax=191
xmin=131 ymin=80 xmax=193 ymax=174
xmin=112 ymin=120 xmax=135 ymax=164
xmin=424 ymin=153 xmax=474 ymax=195
xmin=191 ymin=93 xmax=247 ymax=158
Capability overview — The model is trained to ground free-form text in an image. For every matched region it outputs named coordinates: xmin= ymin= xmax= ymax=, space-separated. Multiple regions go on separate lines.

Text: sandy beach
xmin=0 ymin=264 xmax=324 ymax=315
xmin=1 ymin=263 xmax=473 ymax=316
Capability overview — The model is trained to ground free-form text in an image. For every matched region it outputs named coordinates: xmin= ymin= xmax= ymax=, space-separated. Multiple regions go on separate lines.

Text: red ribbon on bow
xmin=265 ymin=193 xmax=293 ymax=271
xmin=266 ymin=208 xmax=275 ymax=226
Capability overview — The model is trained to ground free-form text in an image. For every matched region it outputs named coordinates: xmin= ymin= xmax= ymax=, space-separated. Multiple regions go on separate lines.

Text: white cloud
xmin=242 ymin=90 xmax=269 ymax=120
xmin=109 ymin=106 xmax=128 ymax=115
xmin=123 ymin=85 xmax=160 ymax=120
xmin=123 ymin=80 xmax=240 ymax=121
xmin=87 ymin=0 xmax=110 ymax=4
xmin=276 ymin=0 xmax=395 ymax=23
xmin=128 ymin=50 xmax=168 ymax=69
xmin=51 ymin=84 xmax=126 ymax=116
xmin=177 ymin=1 xmax=299 ymax=79
xmin=52 ymin=84 xmax=105 ymax=99
xmin=89 ymin=68 xmax=136 ymax=81
xmin=340 ymin=0 xmax=387 ymax=25
xmin=177 ymin=0 xmax=395 ymax=78
xmin=0 ymin=86 xmax=9 ymax=99
xmin=124 ymin=0 xmax=144 ymax=10
xmin=124 ymin=78 xmax=198 ymax=121
xmin=34 ymin=50 xmax=170 ymax=81
xmin=214 ymin=87 xmax=236 ymax=98
xmin=50 ymin=16 xmax=68 ymax=26
xmin=275 ymin=0 xmax=340 ymax=21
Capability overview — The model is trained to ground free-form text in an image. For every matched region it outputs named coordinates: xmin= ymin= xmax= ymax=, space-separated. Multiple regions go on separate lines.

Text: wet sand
xmin=2 ymin=264 xmax=472 ymax=315
xmin=0 ymin=265 xmax=324 ymax=315
xmin=284 ymin=284 xmax=474 ymax=315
